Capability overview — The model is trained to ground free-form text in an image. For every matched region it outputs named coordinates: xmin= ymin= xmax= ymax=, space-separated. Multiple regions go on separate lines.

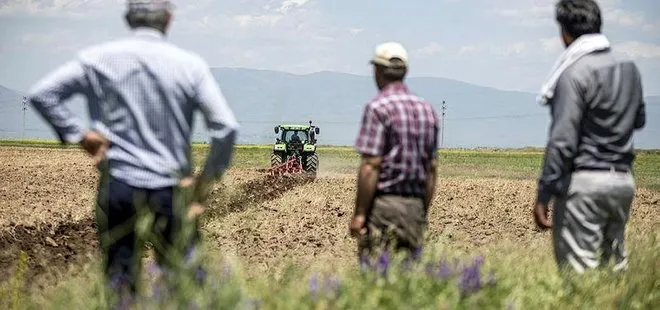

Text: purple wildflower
xmin=424 ymin=263 xmax=435 ymax=276
xmin=457 ymin=256 xmax=484 ymax=296
xmin=113 ymin=293 xmax=134 ymax=310
xmin=308 ymin=274 xmax=319 ymax=296
xmin=438 ymin=261 xmax=453 ymax=280
xmin=184 ymin=247 xmax=198 ymax=262
xmin=148 ymin=262 xmax=163 ymax=276
xmin=401 ymin=247 xmax=423 ymax=270
xmin=359 ymin=254 xmax=371 ymax=271
xmin=376 ymin=251 xmax=391 ymax=276
xmin=195 ymin=267 xmax=207 ymax=283
xmin=412 ymin=247 xmax=423 ymax=261
xmin=324 ymin=276 xmax=342 ymax=294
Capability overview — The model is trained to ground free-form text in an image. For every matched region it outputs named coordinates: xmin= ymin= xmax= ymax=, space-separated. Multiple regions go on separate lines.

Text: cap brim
xmin=369 ymin=58 xmax=407 ymax=68
xmin=127 ymin=1 xmax=176 ymax=12
xmin=369 ymin=58 xmax=390 ymax=67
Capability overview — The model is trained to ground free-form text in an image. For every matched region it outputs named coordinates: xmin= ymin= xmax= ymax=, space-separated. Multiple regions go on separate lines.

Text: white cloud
xmin=0 ymin=0 xmax=122 ymax=17
xmin=349 ymin=28 xmax=364 ymax=35
xmin=458 ymin=46 xmax=476 ymax=55
xmin=642 ymin=22 xmax=660 ymax=33
xmin=21 ymin=32 xmax=58 ymax=45
xmin=492 ymin=1 xmax=657 ymax=31
xmin=494 ymin=4 xmax=552 ymax=18
xmin=491 ymin=42 xmax=528 ymax=56
xmin=539 ymin=37 xmax=563 ymax=54
xmin=276 ymin=0 xmax=309 ymax=14
xmin=233 ymin=14 xmax=283 ymax=28
xmin=20 ymin=29 xmax=79 ymax=46
xmin=215 ymin=0 xmax=316 ymax=29
xmin=603 ymin=8 xmax=644 ymax=27
xmin=415 ymin=42 xmax=446 ymax=57
xmin=615 ymin=41 xmax=660 ymax=59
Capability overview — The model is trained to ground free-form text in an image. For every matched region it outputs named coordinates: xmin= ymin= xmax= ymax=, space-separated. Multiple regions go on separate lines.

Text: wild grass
xmin=6 ymin=233 xmax=659 ymax=309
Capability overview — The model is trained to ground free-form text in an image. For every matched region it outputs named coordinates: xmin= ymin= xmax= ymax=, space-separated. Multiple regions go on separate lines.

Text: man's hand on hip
xmin=179 ymin=176 xmax=208 ymax=220
xmin=533 ymin=201 xmax=552 ymax=230
xmin=80 ymin=131 xmax=109 ymax=166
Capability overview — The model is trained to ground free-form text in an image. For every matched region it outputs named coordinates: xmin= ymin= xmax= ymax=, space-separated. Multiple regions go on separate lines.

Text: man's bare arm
xmin=424 ymin=158 xmax=438 ymax=212
xmin=354 ymin=155 xmax=382 ymax=216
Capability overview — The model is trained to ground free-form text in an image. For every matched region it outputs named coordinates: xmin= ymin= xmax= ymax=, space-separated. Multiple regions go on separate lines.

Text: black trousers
xmin=94 ymin=171 xmax=203 ymax=295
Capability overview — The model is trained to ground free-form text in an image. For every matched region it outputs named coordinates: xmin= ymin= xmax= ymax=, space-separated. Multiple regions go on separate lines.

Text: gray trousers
xmin=358 ymin=195 xmax=427 ymax=260
xmin=553 ymin=169 xmax=636 ymax=273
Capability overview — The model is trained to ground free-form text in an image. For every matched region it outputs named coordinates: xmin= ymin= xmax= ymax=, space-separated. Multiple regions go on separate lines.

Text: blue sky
xmin=1 ymin=0 xmax=659 ymax=95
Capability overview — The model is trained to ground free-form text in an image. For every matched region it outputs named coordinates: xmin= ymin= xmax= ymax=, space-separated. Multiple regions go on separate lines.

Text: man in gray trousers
xmin=534 ymin=0 xmax=646 ymax=274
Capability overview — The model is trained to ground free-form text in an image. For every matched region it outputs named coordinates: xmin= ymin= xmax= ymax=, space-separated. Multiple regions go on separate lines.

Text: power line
xmin=441 ymin=100 xmax=446 ymax=148
xmin=22 ymin=96 xmax=27 ymax=139
xmin=228 ymin=113 xmax=547 ymax=125
xmin=446 ymin=113 xmax=547 ymax=121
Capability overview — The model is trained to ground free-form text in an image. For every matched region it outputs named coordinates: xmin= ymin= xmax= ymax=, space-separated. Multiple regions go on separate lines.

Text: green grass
xmin=3 ymin=139 xmax=659 ymax=190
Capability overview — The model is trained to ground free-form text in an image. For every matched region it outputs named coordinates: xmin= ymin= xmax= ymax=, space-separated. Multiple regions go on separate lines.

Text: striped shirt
xmin=28 ymin=27 xmax=239 ymax=189
xmin=354 ymin=82 xmax=439 ymax=198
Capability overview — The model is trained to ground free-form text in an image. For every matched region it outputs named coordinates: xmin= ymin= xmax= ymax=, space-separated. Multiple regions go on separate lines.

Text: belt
xmin=574 ymin=166 xmax=630 ymax=173
xmin=374 ymin=191 xmax=425 ymax=199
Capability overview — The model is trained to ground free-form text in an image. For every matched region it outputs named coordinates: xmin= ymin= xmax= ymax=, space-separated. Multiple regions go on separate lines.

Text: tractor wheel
xmin=305 ymin=153 xmax=319 ymax=175
xmin=271 ymin=153 xmax=282 ymax=167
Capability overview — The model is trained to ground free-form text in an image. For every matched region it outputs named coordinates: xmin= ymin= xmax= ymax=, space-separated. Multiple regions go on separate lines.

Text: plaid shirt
xmin=354 ymin=82 xmax=439 ymax=198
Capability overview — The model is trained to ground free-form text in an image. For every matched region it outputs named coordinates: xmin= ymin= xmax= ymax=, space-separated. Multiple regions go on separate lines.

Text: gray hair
xmin=125 ymin=9 xmax=170 ymax=31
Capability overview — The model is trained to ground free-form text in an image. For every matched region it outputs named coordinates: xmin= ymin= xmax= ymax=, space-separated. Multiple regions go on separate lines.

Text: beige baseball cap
xmin=370 ymin=42 xmax=408 ymax=68
xmin=126 ymin=0 xmax=175 ymax=12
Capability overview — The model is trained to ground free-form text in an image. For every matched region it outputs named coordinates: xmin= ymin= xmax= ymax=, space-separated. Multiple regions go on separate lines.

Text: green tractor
xmin=269 ymin=121 xmax=320 ymax=176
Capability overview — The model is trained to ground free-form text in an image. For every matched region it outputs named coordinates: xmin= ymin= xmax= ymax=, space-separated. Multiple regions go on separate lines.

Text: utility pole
xmin=22 ymin=96 xmax=27 ymax=140
xmin=441 ymin=100 xmax=446 ymax=148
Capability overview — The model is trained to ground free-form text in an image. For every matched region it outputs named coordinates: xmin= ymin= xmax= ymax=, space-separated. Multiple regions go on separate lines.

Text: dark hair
xmin=374 ymin=60 xmax=407 ymax=81
xmin=555 ymin=0 xmax=602 ymax=38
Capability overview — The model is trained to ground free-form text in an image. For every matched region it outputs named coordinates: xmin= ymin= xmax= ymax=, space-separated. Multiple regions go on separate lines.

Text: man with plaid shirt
xmin=350 ymin=42 xmax=439 ymax=265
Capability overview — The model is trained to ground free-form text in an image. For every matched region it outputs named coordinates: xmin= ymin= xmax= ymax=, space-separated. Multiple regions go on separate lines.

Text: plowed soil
xmin=1 ymin=146 xmax=659 ymax=289
xmin=0 ymin=218 xmax=98 ymax=289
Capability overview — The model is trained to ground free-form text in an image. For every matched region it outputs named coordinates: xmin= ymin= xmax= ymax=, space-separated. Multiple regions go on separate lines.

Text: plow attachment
xmin=267 ymin=155 xmax=304 ymax=176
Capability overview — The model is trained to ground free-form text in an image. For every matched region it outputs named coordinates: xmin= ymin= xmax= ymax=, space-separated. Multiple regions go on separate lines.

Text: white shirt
xmin=28 ymin=27 xmax=239 ymax=189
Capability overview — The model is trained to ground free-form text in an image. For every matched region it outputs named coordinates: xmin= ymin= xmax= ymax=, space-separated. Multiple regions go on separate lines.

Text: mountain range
xmin=0 ymin=68 xmax=657 ymax=148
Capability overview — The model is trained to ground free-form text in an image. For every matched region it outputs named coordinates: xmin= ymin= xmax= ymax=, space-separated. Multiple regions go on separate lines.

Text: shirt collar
xmin=132 ymin=27 xmax=166 ymax=40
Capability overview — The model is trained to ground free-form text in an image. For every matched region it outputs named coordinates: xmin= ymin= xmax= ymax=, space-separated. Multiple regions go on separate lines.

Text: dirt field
xmin=1 ymin=146 xmax=659 ymax=291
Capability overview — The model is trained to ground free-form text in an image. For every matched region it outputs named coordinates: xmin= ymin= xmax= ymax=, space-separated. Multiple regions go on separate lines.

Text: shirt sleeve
xmin=634 ymin=68 xmax=646 ymax=130
xmin=536 ymin=71 xmax=585 ymax=204
xmin=192 ymin=63 xmax=239 ymax=180
xmin=431 ymin=106 xmax=440 ymax=159
xmin=635 ymin=101 xmax=646 ymax=130
xmin=354 ymin=103 xmax=386 ymax=157
xmin=27 ymin=60 xmax=88 ymax=144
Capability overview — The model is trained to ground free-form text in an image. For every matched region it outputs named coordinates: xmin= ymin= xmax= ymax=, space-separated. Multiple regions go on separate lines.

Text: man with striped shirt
xmin=350 ymin=42 xmax=439 ymax=266
xmin=28 ymin=0 xmax=238 ymax=305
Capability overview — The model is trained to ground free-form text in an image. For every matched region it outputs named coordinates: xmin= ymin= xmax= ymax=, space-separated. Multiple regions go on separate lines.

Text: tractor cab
xmin=270 ymin=121 xmax=321 ymax=176
xmin=274 ymin=121 xmax=319 ymax=145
